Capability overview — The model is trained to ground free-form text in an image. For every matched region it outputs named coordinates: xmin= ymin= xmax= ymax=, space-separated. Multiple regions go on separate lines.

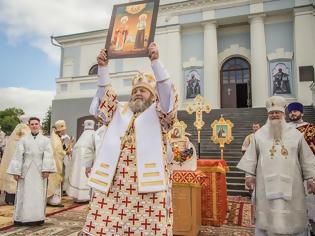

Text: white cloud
xmin=0 ymin=0 xmax=128 ymax=63
xmin=0 ymin=87 xmax=55 ymax=121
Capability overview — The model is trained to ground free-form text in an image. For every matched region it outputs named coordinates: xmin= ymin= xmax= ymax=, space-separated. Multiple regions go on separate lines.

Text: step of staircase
xmin=178 ymin=105 xmax=315 ymax=196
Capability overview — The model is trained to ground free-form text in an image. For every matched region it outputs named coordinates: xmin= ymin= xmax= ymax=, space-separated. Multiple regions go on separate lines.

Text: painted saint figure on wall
xmin=271 ymin=62 xmax=292 ymax=95
xmin=186 ymin=69 xmax=201 ymax=99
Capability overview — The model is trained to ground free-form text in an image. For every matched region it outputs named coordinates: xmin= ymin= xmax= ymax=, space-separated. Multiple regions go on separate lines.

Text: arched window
xmin=221 ymin=57 xmax=250 ymax=85
xmin=220 ymin=57 xmax=251 ymax=108
xmin=89 ymin=64 xmax=98 ymax=75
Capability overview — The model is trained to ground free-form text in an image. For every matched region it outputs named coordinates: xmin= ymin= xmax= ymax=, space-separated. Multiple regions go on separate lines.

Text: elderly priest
xmin=237 ymin=96 xmax=315 ymax=236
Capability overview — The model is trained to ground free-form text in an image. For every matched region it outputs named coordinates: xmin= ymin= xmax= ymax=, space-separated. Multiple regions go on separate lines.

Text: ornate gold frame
xmin=168 ymin=120 xmax=187 ymax=143
xmin=211 ymin=116 xmax=234 ymax=159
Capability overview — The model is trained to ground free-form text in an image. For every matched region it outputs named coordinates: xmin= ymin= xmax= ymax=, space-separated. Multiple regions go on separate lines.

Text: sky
xmin=0 ymin=0 xmax=128 ymax=120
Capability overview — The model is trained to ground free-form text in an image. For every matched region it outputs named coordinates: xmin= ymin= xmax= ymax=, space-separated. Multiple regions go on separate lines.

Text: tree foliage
xmin=0 ymin=107 xmax=25 ymax=135
xmin=42 ymin=106 xmax=52 ymax=135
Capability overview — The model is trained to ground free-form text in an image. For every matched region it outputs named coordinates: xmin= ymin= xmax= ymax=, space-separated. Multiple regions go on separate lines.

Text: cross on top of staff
xmin=186 ymin=95 xmax=211 ymax=130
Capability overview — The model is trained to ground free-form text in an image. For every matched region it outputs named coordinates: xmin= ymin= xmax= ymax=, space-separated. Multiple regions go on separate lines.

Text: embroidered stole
xmin=88 ymin=103 xmax=166 ymax=193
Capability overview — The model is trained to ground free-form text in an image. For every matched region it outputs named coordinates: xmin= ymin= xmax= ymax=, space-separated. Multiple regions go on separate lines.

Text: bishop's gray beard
xmin=266 ymin=117 xmax=287 ymax=140
xmin=128 ymin=99 xmax=153 ymax=113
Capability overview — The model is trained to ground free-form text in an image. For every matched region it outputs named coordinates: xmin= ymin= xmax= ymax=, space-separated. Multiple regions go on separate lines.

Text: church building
xmin=51 ymin=0 xmax=315 ymax=138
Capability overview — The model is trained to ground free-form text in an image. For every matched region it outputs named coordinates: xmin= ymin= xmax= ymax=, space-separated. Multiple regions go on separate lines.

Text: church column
xmin=293 ymin=6 xmax=315 ymax=105
xmin=203 ymin=21 xmax=220 ymax=108
xmin=249 ymin=14 xmax=269 ymax=107
xmin=163 ymin=25 xmax=182 ymax=106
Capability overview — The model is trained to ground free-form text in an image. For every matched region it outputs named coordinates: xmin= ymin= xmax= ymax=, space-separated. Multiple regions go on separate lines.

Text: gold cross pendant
xmin=269 ymin=145 xmax=276 ymax=158
xmin=281 ymin=145 xmax=288 ymax=159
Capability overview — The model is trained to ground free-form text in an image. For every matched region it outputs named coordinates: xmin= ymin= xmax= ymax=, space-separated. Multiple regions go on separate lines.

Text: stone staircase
xmin=177 ymin=105 xmax=315 ymax=196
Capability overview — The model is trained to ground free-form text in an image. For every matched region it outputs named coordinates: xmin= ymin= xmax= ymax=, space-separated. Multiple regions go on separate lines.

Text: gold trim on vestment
xmin=95 ymin=170 xmax=109 ymax=177
xmin=211 ymin=172 xmax=217 ymax=221
xmin=140 ymin=180 xmax=164 ymax=187
xmin=100 ymin=163 xmax=110 ymax=169
xmin=143 ymin=172 xmax=160 ymax=177
xmin=144 ymin=163 xmax=156 ymax=168
xmin=90 ymin=178 xmax=108 ymax=187
xmin=197 ymin=166 xmax=228 ymax=174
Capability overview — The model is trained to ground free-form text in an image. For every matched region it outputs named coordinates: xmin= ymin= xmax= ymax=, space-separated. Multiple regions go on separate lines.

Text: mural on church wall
xmin=184 ymin=68 xmax=203 ymax=99
xmin=105 ymin=0 xmax=159 ymax=59
xmin=269 ymin=60 xmax=293 ymax=95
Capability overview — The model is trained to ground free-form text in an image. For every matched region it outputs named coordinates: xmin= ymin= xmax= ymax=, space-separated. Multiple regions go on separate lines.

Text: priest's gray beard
xmin=266 ymin=117 xmax=287 ymax=140
xmin=129 ymin=98 xmax=153 ymax=113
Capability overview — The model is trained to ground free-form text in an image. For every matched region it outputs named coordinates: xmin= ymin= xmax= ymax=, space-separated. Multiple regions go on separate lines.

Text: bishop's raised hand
xmin=97 ymin=49 xmax=109 ymax=67
xmin=148 ymin=42 xmax=159 ymax=61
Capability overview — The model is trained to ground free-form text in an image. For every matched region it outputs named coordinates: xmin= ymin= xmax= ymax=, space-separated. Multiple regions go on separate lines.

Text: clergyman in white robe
xmin=7 ymin=132 xmax=56 ymax=225
xmin=67 ymin=120 xmax=95 ymax=202
xmin=237 ymin=96 xmax=315 ymax=236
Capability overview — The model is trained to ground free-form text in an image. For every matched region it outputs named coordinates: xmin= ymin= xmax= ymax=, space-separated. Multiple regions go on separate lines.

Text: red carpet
xmin=225 ymin=196 xmax=254 ymax=227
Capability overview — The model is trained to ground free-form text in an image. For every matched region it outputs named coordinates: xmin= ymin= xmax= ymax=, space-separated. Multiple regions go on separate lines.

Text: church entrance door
xmin=220 ymin=57 xmax=251 ymax=108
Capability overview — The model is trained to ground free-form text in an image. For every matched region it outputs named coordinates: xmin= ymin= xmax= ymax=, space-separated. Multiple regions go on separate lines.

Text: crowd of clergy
xmin=0 ymin=117 xmax=96 ymax=226
xmin=0 ymin=42 xmax=314 ymax=236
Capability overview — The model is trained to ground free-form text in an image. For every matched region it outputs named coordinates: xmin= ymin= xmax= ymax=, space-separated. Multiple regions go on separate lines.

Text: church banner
xmin=105 ymin=0 xmax=159 ymax=59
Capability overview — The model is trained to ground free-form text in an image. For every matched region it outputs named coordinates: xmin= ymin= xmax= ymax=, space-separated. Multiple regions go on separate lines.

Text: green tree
xmin=42 ymin=106 xmax=52 ymax=135
xmin=0 ymin=107 xmax=25 ymax=135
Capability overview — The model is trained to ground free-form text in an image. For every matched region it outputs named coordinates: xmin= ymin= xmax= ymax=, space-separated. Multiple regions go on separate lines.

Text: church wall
xmin=51 ymin=97 xmax=92 ymax=139
xmin=155 ymin=29 xmax=171 ymax=66
xmin=215 ymin=5 xmax=249 ymax=19
xmin=293 ymin=6 xmax=315 ymax=105
xmin=263 ymin=0 xmax=295 ymax=12
xmin=264 ymin=19 xmax=295 ymax=98
xmin=160 ymin=0 xmax=184 ymax=5
xmin=79 ymin=43 xmax=103 ymax=76
xmin=181 ymin=30 xmax=204 ymax=63
xmin=62 ymin=46 xmax=81 ymax=77
xmin=53 ymin=0 xmax=315 ymax=113
xmin=265 ymin=21 xmax=293 ymax=54
xmin=122 ymin=57 xmax=151 ymax=74
xmin=154 ymin=25 xmax=183 ymax=104
xmin=217 ymin=31 xmax=250 ymax=54
xmin=52 ymin=95 xmax=130 ymax=139
xmin=179 ymin=12 xmax=202 ymax=24
xmin=115 ymin=59 xmax=124 ymax=73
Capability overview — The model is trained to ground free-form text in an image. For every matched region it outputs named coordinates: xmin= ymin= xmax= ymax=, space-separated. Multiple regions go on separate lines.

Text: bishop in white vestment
xmin=7 ymin=117 xmax=56 ymax=226
xmin=237 ymin=96 xmax=315 ymax=236
xmin=67 ymin=120 xmax=95 ymax=202
xmin=82 ymin=43 xmax=178 ymax=236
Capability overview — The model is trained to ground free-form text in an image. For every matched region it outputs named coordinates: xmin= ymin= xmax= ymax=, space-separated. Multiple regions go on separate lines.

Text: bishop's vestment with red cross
xmin=83 ymin=84 xmax=178 ymax=236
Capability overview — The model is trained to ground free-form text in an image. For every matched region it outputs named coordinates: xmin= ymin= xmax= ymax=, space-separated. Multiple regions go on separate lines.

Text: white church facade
xmin=51 ymin=0 xmax=315 ymax=138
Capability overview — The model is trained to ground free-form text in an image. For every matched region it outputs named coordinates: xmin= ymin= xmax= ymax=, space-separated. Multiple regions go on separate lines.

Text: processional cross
xmin=186 ymin=95 xmax=211 ymax=158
